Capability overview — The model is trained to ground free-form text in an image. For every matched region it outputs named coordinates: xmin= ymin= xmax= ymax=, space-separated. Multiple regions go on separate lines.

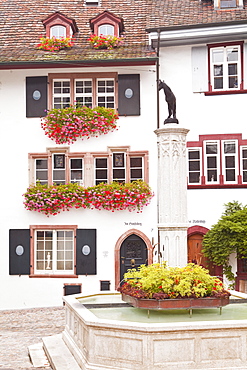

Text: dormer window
xmin=214 ymin=0 xmax=243 ymax=9
xmin=90 ymin=11 xmax=124 ymax=37
xmin=85 ymin=0 xmax=100 ymax=5
xmin=43 ymin=12 xmax=78 ymax=39
xmin=50 ymin=25 xmax=66 ymax=39
xmin=98 ymin=24 xmax=114 ymax=36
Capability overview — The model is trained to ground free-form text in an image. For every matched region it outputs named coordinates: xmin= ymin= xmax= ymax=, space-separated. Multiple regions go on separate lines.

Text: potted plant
xmin=118 ymin=263 xmax=230 ymax=311
xmin=36 ymin=36 xmax=74 ymax=51
xmin=88 ymin=34 xmax=124 ymax=50
xmin=41 ymin=106 xmax=119 ymax=144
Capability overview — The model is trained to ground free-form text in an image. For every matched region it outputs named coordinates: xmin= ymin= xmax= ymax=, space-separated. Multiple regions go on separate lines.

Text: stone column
xmin=154 ymin=125 xmax=189 ymax=267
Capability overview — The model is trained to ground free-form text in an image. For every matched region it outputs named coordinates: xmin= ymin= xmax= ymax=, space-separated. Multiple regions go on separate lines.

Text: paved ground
xmin=0 ymin=306 xmax=65 ymax=370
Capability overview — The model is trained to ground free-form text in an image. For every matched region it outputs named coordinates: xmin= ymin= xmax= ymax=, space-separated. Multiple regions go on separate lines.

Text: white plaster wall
xmin=0 ymin=66 xmax=158 ymax=309
xmin=159 ymin=46 xmax=247 ymax=141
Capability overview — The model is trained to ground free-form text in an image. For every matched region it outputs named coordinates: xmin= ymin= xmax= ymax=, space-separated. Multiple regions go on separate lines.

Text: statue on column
xmin=158 ymin=80 xmax=178 ymax=124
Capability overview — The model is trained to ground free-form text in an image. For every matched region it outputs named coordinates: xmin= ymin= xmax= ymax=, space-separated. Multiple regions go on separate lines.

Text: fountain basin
xmin=63 ymin=291 xmax=247 ymax=370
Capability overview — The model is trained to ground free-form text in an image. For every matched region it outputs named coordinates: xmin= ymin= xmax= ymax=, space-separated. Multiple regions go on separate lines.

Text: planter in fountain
xmin=121 ymin=292 xmax=230 ymax=312
xmin=118 ymin=262 xmax=231 ymax=316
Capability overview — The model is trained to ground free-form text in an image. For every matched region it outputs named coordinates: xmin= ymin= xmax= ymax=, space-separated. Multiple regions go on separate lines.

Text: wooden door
xmin=120 ymin=234 xmax=147 ymax=284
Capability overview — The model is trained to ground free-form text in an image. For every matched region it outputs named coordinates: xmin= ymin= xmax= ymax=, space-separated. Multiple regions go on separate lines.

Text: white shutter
xmin=191 ymin=46 xmax=208 ymax=93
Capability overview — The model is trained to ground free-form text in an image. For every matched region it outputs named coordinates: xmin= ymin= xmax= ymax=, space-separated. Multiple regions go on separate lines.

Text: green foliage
xmin=123 ymin=263 xmax=225 ymax=299
xmin=202 ymin=201 xmax=247 ymax=286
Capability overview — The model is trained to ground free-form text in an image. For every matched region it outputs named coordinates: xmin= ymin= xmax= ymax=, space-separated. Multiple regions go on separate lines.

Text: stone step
xmin=28 ymin=342 xmax=50 ymax=368
xmin=42 ymin=334 xmax=81 ymax=370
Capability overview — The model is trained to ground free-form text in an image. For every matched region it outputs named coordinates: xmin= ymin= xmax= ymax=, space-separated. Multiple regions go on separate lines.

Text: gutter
xmin=0 ymin=57 xmax=158 ymax=70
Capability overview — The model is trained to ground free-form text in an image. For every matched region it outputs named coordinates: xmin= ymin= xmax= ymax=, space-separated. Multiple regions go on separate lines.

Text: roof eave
xmin=147 ymin=20 xmax=247 ymax=47
xmin=0 ymin=57 xmax=158 ymax=70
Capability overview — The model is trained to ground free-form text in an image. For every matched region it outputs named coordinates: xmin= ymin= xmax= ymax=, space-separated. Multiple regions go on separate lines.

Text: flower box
xmin=121 ymin=292 xmax=230 ymax=311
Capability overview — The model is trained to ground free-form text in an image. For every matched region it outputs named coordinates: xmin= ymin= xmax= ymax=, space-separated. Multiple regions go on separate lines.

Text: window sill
xmin=29 ymin=274 xmax=78 ymax=278
xmin=188 ymin=184 xmax=247 ymax=189
xmin=205 ymin=90 xmax=247 ymax=96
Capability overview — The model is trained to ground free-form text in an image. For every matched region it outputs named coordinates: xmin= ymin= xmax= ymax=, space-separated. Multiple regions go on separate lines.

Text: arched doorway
xmin=115 ymin=229 xmax=152 ymax=289
xmin=187 ymin=225 xmax=222 ymax=277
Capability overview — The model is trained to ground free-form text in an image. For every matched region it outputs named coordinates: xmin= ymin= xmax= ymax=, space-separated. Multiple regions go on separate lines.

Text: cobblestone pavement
xmin=0 ymin=306 xmax=65 ymax=370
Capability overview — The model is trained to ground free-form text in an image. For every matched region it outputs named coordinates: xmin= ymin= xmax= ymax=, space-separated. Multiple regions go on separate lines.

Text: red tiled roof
xmin=1 ymin=0 xmax=247 ymax=66
xmin=147 ymin=0 xmax=247 ymax=30
xmin=0 ymin=0 xmax=156 ymax=65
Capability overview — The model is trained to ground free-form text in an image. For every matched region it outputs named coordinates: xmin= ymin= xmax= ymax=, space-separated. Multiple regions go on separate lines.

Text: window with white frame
xmin=187 ymin=135 xmax=245 ymax=187
xmin=35 ymin=229 xmax=74 ymax=274
xmin=188 ymin=149 xmax=201 ymax=184
xmin=95 ymin=157 xmax=108 ymax=185
xmin=30 ymin=148 xmax=148 ymax=187
xmin=33 ymin=151 xmax=84 ymax=186
xmin=210 ymin=44 xmax=241 ymax=91
xmin=241 ymin=147 xmax=247 ymax=183
xmin=98 ymin=24 xmax=114 ymax=36
xmin=50 ymin=25 xmax=66 ymax=38
xmin=222 ymin=140 xmax=237 ymax=183
xmin=204 ymin=141 xmax=220 ymax=183
xmin=49 ymin=74 xmax=116 ymax=109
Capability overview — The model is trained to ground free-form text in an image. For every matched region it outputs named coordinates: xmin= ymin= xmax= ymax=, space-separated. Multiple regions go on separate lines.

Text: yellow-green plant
xmin=119 ymin=263 xmax=228 ymax=299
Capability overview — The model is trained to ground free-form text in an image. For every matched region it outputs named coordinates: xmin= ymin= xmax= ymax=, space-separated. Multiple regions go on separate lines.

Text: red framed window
xmin=208 ymin=42 xmax=244 ymax=93
xmin=187 ymin=134 xmax=247 ymax=188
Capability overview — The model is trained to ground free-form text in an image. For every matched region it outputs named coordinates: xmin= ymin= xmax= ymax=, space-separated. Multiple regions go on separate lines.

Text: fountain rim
xmin=63 ymin=290 xmax=247 ymax=332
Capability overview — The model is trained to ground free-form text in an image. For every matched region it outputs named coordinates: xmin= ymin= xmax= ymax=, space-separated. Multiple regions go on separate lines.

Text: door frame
xmin=114 ymin=229 xmax=153 ymax=289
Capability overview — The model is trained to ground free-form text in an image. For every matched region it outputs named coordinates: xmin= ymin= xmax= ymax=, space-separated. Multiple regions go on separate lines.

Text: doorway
xmin=119 ymin=234 xmax=148 ymax=284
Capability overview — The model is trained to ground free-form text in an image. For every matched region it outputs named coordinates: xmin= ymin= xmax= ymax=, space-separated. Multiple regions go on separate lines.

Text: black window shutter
xmin=76 ymin=229 xmax=97 ymax=275
xmin=118 ymin=74 xmax=140 ymax=116
xmin=9 ymin=229 xmax=30 ymax=275
xmin=26 ymin=76 xmax=47 ymax=117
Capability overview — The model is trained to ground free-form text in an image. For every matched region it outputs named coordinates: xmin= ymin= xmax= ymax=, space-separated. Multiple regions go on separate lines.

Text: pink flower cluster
xmin=41 ymin=106 xmax=118 ymax=144
xmin=36 ymin=37 xmax=74 ymax=52
xmin=23 ymin=181 xmax=154 ymax=216
xmin=88 ymin=34 xmax=124 ymax=50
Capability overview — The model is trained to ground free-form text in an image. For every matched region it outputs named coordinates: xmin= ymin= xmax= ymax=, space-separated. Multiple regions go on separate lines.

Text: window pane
xmin=71 ymin=170 xmax=82 ymax=181
xmin=131 ymin=169 xmax=142 ymax=178
xmin=113 ymin=153 xmax=124 ymax=167
xmin=130 ymin=157 xmax=142 ymax=167
xmin=226 ymin=169 xmax=235 ymax=181
xmin=206 ymin=143 xmax=217 ymax=154
xmin=225 ymin=156 xmax=235 ymax=168
xmin=207 ymin=170 xmax=217 ymax=182
xmin=189 ymin=151 xmax=199 ymax=159
xmin=113 ymin=169 xmax=125 ymax=180
xmin=243 ymin=171 xmax=247 ymax=182
xmin=227 ymin=47 xmax=238 ymax=61
xmin=96 ymin=158 xmax=107 ymax=168
xmin=96 ymin=169 xmax=107 ymax=179
xmin=214 ymin=78 xmax=223 ymax=89
xmin=189 ymin=161 xmax=200 ymax=171
xmin=207 ymin=157 xmax=217 ymax=168
xmin=214 ymin=65 xmax=223 ymax=76
xmin=189 ymin=173 xmax=200 ymax=183
xmin=53 ymin=170 xmax=65 ymax=181
xmin=212 ymin=49 xmax=223 ymax=63
xmin=71 ymin=158 xmax=82 ymax=169
xmin=224 ymin=142 xmax=235 ymax=153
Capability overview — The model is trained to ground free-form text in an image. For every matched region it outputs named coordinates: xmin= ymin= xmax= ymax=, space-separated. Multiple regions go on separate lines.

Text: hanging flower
xmin=23 ymin=181 xmax=154 ymax=216
xmin=41 ymin=106 xmax=119 ymax=145
xmin=36 ymin=37 xmax=74 ymax=52
xmin=88 ymin=34 xmax=124 ymax=50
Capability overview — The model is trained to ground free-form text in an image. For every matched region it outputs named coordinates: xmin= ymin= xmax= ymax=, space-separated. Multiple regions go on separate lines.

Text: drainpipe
xmin=156 ymin=29 xmax=161 ymax=263
xmin=156 ymin=29 xmax=160 ymax=130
